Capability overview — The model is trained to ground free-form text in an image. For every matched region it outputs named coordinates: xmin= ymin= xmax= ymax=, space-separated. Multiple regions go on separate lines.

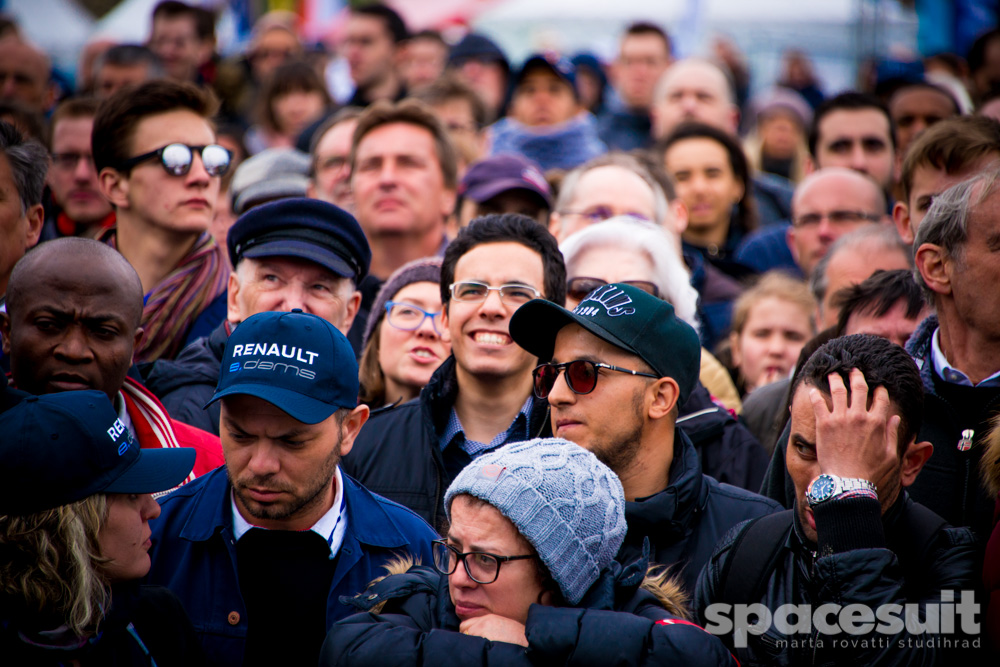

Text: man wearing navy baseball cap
xmin=509 ymin=283 xmax=779 ymax=594
xmin=143 ymin=196 xmax=372 ymax=436
xmin=145 ymin=309 xmax=436 ymax=667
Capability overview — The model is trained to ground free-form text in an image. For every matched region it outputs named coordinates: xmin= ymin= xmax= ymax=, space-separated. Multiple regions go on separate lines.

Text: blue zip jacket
xmin=146 ymin=467 xmax=438 ymax=667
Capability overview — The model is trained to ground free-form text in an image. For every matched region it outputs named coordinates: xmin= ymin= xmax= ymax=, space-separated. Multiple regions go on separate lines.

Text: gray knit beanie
xmin=362 ymin=257 xmax=443 ymax=349
xmin=444 ymin=438 xmax=627 ymax=605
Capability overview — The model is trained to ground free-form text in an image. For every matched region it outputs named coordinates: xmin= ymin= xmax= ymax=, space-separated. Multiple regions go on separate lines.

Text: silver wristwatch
xmin=805 ymin=474 xmax=877 ymax=506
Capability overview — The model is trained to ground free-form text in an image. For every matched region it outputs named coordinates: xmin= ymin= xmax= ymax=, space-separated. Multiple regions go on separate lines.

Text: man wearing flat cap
xmin=147 ymin=309 xmax=437 ymax=667
xmin=143 ymin=196 xmax=371 ymax=435
xmin=509 ymin=283 xmax=779 ymax=594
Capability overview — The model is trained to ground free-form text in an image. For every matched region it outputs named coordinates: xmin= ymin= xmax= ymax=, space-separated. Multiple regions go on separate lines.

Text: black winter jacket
xmin=320 ymin=559 xmax=737 ymax=666
xmin=142 ymin=321 xmax=228 ymax=435
xmin=0 ymin=583 xmax=206 ymax=666
xmin=618 ymin=427 xmax=782 ymax=594
xmin=679 ymin=382 xmax=770 ymax=491
xmin=342 ymin=356 xmax=552 ymax=529
xmin=694 ymin=494 xmax=981 ymax=666
xmin=904 ymin=315 xmax=1000 ymax=544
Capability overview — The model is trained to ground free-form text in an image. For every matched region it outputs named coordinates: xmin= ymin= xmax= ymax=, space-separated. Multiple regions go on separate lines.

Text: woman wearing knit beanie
xmin=358 ymin=258 xmax=450 ymax=408
xmin=320 ymin=438 xmax=736 ymax=666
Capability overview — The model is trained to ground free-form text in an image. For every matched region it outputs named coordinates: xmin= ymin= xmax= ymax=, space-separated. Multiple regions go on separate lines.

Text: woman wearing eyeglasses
xmin=359 ymin=258 xmax=450 ymax=408
xmin=320 ymin=438 xmax=736 ymax=666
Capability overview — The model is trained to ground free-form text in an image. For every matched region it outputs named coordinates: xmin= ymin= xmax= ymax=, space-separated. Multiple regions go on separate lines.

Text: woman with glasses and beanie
xmin=0 ymin=391 xmax=203 ymax=665
xmin=320 ymin=438 xmax=736 ymax=666
xmin=359 ymin=258 xmax=450 ymax=409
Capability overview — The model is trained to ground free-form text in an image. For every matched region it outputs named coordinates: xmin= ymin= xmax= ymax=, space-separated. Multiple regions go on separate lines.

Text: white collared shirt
xmin=931 ymin=327 xmax=1000 ymax=388
xmin=231 ymin=465 xmax=349 ymax=558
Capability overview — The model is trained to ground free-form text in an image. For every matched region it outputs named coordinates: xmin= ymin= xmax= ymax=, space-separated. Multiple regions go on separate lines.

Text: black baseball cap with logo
xmin=510 ymin=283 xmax=701 ymax=403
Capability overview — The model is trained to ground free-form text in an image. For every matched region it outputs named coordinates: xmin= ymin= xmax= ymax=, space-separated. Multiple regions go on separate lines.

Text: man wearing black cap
xmin=455 ymin=153 xmax=552 ymax=230
xmin=147 ymin=309 xmax=437 ymax=667
xmin=509 ymin=283 xmax=780 ymax=593
xmin=143 ymin=197 xmax=370 ymax=435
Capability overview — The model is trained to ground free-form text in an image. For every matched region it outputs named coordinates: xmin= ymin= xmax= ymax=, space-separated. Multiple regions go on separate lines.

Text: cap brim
xmin=206 ymin=383 xmax=338 ymax=425
xmin=465 ymin=180 xmax=551 ymax=207
xmin=104 ymin=447 xmax=196 ymax=495
xmin=242 ymin=240 xmax=355 ymax=278
xmin=509 ymin=299 xmax=643 ymax=363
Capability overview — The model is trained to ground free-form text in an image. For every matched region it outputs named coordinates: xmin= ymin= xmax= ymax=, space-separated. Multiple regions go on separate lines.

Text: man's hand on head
xmin=810 ymin=368 xmax=900 ymax=492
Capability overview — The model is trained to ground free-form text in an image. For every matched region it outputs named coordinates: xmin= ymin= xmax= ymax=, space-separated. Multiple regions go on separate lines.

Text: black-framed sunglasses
xmin=432 ymin=539 xmax=535 ymax=584
xmin=119 ymin=143 xmax=232 ymax=177
xmin=532 ymin=360 xmax=659 ymax=399
xmin=567 ymin=277 xmax=660 ymax=304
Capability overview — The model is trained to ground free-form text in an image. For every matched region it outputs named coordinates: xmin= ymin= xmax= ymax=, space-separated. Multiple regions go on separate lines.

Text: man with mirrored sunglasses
xmin=343 ymin=214 xmax=565 ymax=529
xmin=509 ymin=283 xmax=780 ymax=594
xmin=93 ymin=80 xmax=231 ymax=363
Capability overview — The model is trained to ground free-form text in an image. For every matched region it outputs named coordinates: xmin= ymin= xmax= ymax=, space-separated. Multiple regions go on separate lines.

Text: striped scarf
xmin=120 ymin=377 xmax=197 ymax=487
xmin=102 ymin=228 xmax=228 ymax=363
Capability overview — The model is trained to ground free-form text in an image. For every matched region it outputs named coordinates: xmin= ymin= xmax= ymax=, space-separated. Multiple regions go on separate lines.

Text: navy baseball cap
xmin=460 ymin=154 xmax=552 ymax=206
xmin=228 ymin=197 xmax=371 ymax=283
xmin=510 ymin=283 xmax=701 ymax=404
xmin=207 ymin=309 xmax=359 ymax=424
xmin=517 ymin=53 xmax=576 ymax=93
xmin=0 ymin=391 xmax=196 ymax=515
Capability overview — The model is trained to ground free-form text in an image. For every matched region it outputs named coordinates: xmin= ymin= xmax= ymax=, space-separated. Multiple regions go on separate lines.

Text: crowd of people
xmin=2 ymin=1 xmax=1000 ymax=664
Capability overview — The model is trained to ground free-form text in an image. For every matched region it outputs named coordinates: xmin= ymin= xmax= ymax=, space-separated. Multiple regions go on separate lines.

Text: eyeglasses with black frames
xmin=432 ymin=539 xmax=535 ymax=584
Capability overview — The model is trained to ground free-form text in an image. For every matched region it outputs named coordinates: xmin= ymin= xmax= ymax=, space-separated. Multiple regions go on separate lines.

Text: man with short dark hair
xmin=696 ymin=334 xmax=977 ymax=664
xmin=42 ymin=97 xmax=114 ymax=241
xmin=599 ymin=21 xmax=673 ymax=150
xmin=142 ymin=197 xmax=369 ymax=435
xmin=92 ymin=44 xmax=166 ymax=98
xmin=509 ymin=283 xmax=779 ymax=593
xmin=349 ymin=98 xmax=457 ymax=283
xmin=93 ymin=80 xmax=232 ymax=362
xmin=1 ymin=237 xmax=223 ymax=476
xmin=808 ymin=91 xmax=897 ymax=194
xmin=412 ymin=75 xmax=489 ymax=167
xmin=343 ymin=214 xmax=564 ymax=527
xmin=344 ymin=3 xmax=409 ymax=107
xmin=148 ymin=0 xmax=214 ymax=84
xmin=893 ymin=115 xmax=1000 ymax=245
xmin=0 ymin=120 xmax=45 ymax=304
xmin=148 ymin=309 xmax=436 ymax=667
xmin=399 ymin=29 xmax=448 ymax=93
xmin=887 ymin=80 xmax=959 ymax=162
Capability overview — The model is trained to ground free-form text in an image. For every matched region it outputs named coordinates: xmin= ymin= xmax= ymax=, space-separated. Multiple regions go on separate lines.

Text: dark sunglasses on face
xmin=532 ymin=359 xmax=659 ymax=399
xmin=119 ymin=143 xmax=232 ymax=177
xmin=566 ymin=277 xmax=660 ymax=304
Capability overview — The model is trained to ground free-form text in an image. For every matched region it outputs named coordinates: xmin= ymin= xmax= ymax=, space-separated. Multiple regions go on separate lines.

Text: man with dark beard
xmin=146 ymin=309 xmax=436 ymax=667
xmin=510 ymin=283 xmax=780 ymax=593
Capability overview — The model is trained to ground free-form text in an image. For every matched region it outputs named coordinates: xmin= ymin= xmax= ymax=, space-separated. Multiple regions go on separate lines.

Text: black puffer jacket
xmin=694 ymin=494 xmax=980 ymax=666
xmin=617 ymin=427 xmax=782 ymax=594
xmin=320 ymin=559 xmax=737 ymax=666
xmin=142 ymin=321 xmax=228 ymax=435
xmin=342 ymin=356 xmax=552 ymax=530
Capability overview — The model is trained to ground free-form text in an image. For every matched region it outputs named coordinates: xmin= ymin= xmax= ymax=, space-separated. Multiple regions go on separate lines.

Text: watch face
xmin=810 ymin=475 xmax=836 ymax=502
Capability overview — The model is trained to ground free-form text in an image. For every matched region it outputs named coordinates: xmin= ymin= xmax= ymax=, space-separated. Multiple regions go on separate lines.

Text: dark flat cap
xmin=227 ymin=197 xmax=371 ymax=283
